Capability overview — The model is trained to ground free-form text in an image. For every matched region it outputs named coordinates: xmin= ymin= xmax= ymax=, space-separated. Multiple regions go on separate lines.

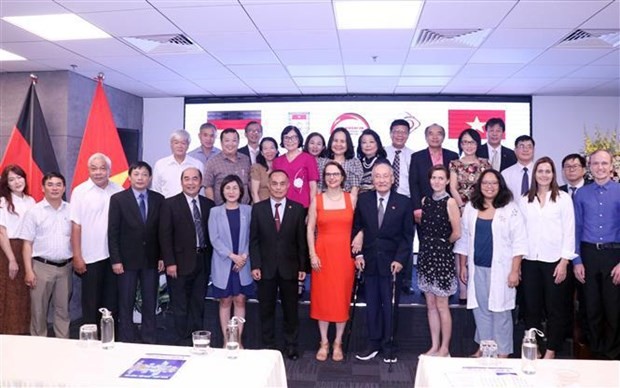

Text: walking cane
xmin=388 ymin=272 xmax=397 ymax=373
xmin=343 ymin=269 xmax=362 ymax=360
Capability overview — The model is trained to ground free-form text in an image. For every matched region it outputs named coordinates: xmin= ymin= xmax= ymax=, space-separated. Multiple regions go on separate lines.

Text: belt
xmin=195 ymin=247 xmax=208 ymax=254
xmin=33 ymin=256 xmax=72 ymax=267
xmin=582 ymin=242 xmax=620 ymax=251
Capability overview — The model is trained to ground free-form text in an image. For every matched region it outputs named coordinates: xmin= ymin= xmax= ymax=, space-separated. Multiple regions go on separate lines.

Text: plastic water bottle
xmin=521 ymin=328 xmax=544 ymax=374
xmin=99 ymin=307 xmax=115 ymax=349
xmin=226 ymin=316 xmax=246 ymax=359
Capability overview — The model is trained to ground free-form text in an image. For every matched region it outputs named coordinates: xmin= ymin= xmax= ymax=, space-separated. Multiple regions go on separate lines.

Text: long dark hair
xmin=527 ymin=156 xmax=560 ymax=203
xmin=326 ymin=127 xmax=355 ymax=160
xmin=303 ymin=132 xmax=326 ymax=158
xmin=0 ymin=165 xmax=29 ymax=215
xmin=256 ymin=137 xmax=279 ymax=170
xmin=470 ymin=170 xmax=512 ymax=210
xmin=457 ymin=128 xmax=482 ymax=156
xmin=356 ymin=128 xmax=387 ymax=160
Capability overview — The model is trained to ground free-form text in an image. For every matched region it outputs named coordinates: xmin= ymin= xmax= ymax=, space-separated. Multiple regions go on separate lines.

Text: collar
xmin=41 ymin=198 xmax=67 ymax=210
xmin=132 ymin=188 xmax=147 ymax=199
xmin=270 ymin=197 xmax=287 ymax=208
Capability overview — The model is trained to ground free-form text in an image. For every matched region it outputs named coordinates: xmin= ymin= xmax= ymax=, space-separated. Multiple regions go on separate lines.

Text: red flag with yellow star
xmin=71 ymin=78 xmax=129 ymax=190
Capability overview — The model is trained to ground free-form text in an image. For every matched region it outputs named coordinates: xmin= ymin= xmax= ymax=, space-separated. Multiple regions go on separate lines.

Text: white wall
xmin=142 ymin=96 xmax=620 ymax=184
xmin=532 ymin=96 xmax=620 ymax=177
xmin=142 ymin=97 xmax=184 ymax=164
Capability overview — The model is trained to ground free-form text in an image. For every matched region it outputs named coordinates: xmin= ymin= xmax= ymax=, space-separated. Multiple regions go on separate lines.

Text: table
xmin=415 ymin=355 xmax=620 ymax=387
xmin=0 ymin=335 xmax=287 ymax=387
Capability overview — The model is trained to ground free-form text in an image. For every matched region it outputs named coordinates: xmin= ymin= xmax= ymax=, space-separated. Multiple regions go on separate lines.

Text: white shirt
xmin=385 ymin=145 xmax=412 ymax=197
xmin=454 ymin=202 xmax=528 ymax=312
xmin=501 ymin=161 xmax=534 ymax=201
xmin=270 ymin=197 xmax=287 ymax=221
xmin=520 ymin=191 xmax=576 ymax=263
xmin=18 ymin=199 xmax=72 ymax=260
xmin=376 ymin=192 xmax=391 ymax=208
xmin=70 ymin=179 xmax=123 ymax=263
xmin=0 ymin=194 xmax=35 ymax=238
xmin=248 ymin=145 xmax=260 ymax=165
xmin=487 ymin=144 xmax=501 ymax=171
xmin=152 ymin=154 xmax=204 ymax=198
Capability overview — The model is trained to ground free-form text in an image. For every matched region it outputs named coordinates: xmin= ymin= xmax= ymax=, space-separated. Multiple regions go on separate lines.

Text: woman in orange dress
xmin=307 ymin=161 xmax=356 ymax=362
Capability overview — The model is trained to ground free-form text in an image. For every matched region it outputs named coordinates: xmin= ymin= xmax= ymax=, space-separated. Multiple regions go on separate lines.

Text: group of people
xmin=0 ymin=117 xmax=618 ymax=364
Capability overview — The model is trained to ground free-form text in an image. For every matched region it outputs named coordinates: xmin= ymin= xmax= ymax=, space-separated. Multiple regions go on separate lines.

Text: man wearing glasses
xmin=239 ymin=121 xmax=263 ymax=165
xmin=501 ymin=135 xmax=535 ymax=200
xmin=477 ymin=118 xmax=517 ymax=172
xmin=560 ymin=153 xmax=591 ymax=196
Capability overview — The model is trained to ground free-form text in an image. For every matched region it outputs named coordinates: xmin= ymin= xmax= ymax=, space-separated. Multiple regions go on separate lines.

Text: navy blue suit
xmin=477 ymin=144 xmax=517 ymax=172
xmin=352 ymin=190 xmax=414 ymax=353
xmin=408 ymin=148 xmax=459 ymax=211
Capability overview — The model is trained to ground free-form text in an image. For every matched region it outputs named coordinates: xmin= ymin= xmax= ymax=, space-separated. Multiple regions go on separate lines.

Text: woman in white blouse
xmin=520 ymin=156 xmax=576 ymax=359
xmin=455 ymin=169 xmax=528 ymax=357
xmin=0 ymin=165 xmax=36 ymax=334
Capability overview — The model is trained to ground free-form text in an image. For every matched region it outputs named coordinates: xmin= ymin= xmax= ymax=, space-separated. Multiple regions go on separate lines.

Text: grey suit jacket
xmin=208 ymin=204 xmax=253 ymax=289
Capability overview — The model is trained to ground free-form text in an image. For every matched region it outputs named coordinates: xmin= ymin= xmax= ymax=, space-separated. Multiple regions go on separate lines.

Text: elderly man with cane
xmin=352 ymin=161 xmax=414 ymax=364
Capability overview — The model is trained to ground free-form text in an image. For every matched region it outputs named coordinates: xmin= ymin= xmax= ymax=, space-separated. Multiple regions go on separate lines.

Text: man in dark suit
xmin=159 ymin=167 xmax=215 ymax=345
xmin=353 ymin=162 xmax=414 ymax=363
xmin=559 ymin=153 xmax=591 ymax=195
xmin=108 ymin=161 xmax=164 ymax=344
xmin=250 ymin=169 xmax=308 ymax=360
xmin=238 ymin=121 xmax=262 ymax=165
xmin=476 ymin=117 xmax=517 ymax=172
xmin=409 ymin=123 xmax=459 ymax=224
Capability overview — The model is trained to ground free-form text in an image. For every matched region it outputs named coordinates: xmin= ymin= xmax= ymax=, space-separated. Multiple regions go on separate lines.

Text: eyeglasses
xmin=481 ymin=181 xmax=499 ymax=186
xmin=325 ymin=172 xmax=342 ymax=178
xmin=563 ymin=164 xmax=583 ymax=170
xmin=461 ymin=140 xmax=477 ymax=146
xmin=517 ymin=144 xmax=534 ymax=150
xmin=246 ymin=128 xmax=262 ymax=134
xmin=391 ymin=130 xmax=409 ymax=136
xmin=283 ymin=135 xmax=298 ymax=142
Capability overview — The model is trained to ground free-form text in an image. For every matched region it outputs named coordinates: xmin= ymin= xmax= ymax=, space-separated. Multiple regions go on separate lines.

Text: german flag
xmin=0 ymin=79 xmax=60 ymax=201
xmin=71 ymin=77 xmax=129 ymax=190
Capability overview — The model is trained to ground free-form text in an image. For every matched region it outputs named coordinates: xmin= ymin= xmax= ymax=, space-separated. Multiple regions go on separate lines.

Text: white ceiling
xmin=0 ymin=0 xmax=618 ymax=98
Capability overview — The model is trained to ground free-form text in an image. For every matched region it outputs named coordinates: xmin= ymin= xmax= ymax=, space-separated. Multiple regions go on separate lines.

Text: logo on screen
xmin=447 ymin=110 xmax=506 ymax=139
xmin=330 ymin=113 xmax=370 ymax=137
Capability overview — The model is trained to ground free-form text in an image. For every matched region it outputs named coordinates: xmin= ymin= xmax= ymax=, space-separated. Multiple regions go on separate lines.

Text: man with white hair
xmin=153 ymin=129 xmax=204 ymax=198
xmin=71 ymin=153 xmax=123 ymax=326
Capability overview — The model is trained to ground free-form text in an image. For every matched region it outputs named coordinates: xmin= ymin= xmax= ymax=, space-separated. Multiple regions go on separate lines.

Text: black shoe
xmin=355 ymin=348 xmax=379 ymax=361
xmin=286 ymin=347 xmax=299 ymax=360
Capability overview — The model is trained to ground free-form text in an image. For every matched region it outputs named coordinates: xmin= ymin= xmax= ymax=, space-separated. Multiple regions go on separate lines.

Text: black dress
xmin=417 ymin=195 xmax=457 ymax=297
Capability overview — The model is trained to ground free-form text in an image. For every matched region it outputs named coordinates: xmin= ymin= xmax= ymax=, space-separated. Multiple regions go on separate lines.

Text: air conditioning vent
xmin=122 ymin=34 xmax=203 ymax=55
xmin=558 ymin=29 xmax=620 ymax=48
xmin=414 ymin=29 xmax=490 ymax=48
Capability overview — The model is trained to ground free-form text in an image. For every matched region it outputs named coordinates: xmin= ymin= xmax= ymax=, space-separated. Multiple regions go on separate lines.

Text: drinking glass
xmin=79 ymin=324 xmax=98 ymax=348
xmin=192 ymin=330 xmax=211 ymax=355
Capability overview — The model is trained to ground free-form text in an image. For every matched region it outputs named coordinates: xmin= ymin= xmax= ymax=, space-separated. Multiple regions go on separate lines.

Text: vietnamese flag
xmin=72 ymin=78 xmax=129 ymax=191
xmin=448 ymin=109 xmax=506 ymax=139
xmin=0 ymin=79 xmax=60 ymax=201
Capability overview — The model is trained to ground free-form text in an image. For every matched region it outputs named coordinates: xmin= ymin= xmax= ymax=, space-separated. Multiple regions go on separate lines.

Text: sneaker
xmin=383 ymin=355 xmax=398 ymax=363
xmin=355 ymin=348 xmax=379 ymax=361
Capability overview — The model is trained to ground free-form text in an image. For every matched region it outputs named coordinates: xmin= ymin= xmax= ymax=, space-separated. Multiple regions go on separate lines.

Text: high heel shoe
xmin=332 ymin=341 xmax=344 ymax=362
xmin=316 ymin=341 xmax=329 ymax=361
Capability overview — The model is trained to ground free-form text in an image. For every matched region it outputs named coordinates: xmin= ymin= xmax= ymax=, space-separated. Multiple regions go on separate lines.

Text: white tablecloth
xmin=415 ymin=355 xmax=620 ymax=387
xmin=0 ymin=335 xmax=287 ymax=387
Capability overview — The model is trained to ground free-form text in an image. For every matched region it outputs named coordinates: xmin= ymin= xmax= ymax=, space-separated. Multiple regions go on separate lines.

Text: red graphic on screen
xmin=207 ymin=110 xmax=261 ymax=131
xmin=330 ymin=113 xmax=370 ymax=137
xmin=448 ymin=110 xmax=505 ymax=139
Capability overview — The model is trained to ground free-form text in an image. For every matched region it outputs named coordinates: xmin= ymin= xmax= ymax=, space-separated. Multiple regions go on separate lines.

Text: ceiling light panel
xmin=334 ymin=0 xmax=423 ymax=30
xmin=0 ymin=48 xmax=26 ymax=61
xmin=2 ymin=14 xmax=110 ymax=41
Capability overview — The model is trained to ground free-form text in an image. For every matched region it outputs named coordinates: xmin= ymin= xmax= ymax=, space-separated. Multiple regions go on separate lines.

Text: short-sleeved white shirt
xmin=0 ymin=194 xmax=35 ymax=238
xmin=152 ymin=154 xmax=204 ymax=198
xmin=18 ymin=199 xmax=72 ymax=260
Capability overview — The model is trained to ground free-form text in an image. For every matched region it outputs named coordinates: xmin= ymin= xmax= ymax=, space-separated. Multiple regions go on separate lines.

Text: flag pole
xmin=28 ymin=74 xmax=37 ymax=183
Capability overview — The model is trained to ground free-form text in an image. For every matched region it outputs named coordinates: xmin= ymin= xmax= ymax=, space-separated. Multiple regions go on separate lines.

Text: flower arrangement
xmin=583 ymin=129 xmax=620 ymax=183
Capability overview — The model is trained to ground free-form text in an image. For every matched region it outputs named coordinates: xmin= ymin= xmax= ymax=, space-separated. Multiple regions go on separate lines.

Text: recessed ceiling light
xmin=2 ymin=14 xmax=110 ymax=41
xmin=334 ymin=0 xmax=423 ymax=30
xmin=0 ymin=49 xmax=26 ymax=61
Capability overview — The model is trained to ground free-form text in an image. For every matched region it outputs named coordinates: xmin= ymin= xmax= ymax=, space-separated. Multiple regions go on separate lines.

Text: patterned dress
xmin=449 ymin=158 xmax=492 ymax=204
xmin=417 ymin=195 xmax=457 ymax=297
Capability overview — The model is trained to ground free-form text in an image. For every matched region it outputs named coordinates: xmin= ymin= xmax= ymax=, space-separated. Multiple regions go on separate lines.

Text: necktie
xmin=274 ymin=203 xmax=281 ymax=232
xmin=378 ymin=197 xmax=385 ymax=228
xmin=491 ymin=149 xmax=500 ymax=171
xmin=570 ymin=186 xmax=577 ymax=198
xmin=393 ymin=150 xmax=401 ymax=190
xmin=192 ymin=199 xmax=206 ymax=247
xmin=139 ymin=193 xmax=147 ymax=222
xmin=521 ymin=167 xmax=529 ymax=196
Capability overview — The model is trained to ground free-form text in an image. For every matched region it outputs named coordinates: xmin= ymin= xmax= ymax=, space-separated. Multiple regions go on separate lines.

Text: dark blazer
xmin=408 ymin=147 xmax=459 ymax=210
xmin=477 ymin=144 xmax=517 ymax=172
xmin=159 ymin=193 xmax=215 ymax=276
xmin=108 ymin=189 xmax=164 ymax=270
xmin=559 ymin=179 xmax=592 ymax=193
xmin=250 ymin=198 xmax=308 ymax=280
xmin=352 ymin=191 xmax=414 ymax=277
xmin=238 ymin=145 xmax=250 ymax=159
